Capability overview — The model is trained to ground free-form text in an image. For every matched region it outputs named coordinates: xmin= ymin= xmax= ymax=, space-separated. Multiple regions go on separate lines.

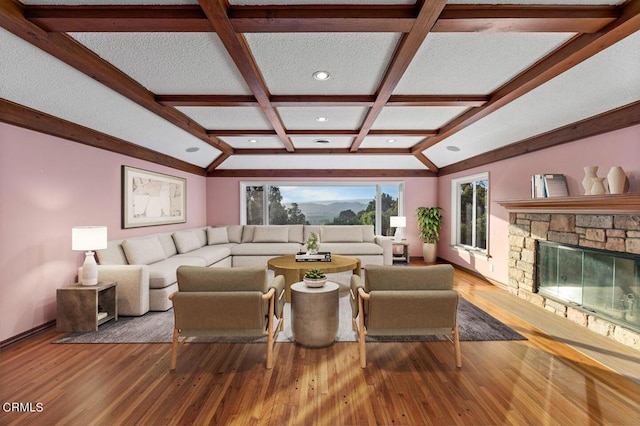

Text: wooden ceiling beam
xmin=0 ymin=0 xmax=233 ymax=156
xmin=233 ymin=148 xmax=413 ymax=155
xmin=197 ymin=0 xmax=295 ymax=152
xmin=434 ymin=5 xmax=618 ymax=33
xmin=0 ymin=99 xmax=206 ymax=176
xmin=207 ymin=129 xmax=438 ymax=137
xmin=209 ymin=169 xmax=435 ymax=178
xmin=412 ymin=0 xmax=640 ymax=155
xmin=350 ymin=0 xmax=447 ymax=152
xmin=439 ymin=101 xmax=640 ymax=176
xmin=24 ymin=4 xmax=618 ymax=34
xmin=156 ymin=94 xmax=487 ymax=107
xmin=413 ymin=152 xmax=440 ymax=173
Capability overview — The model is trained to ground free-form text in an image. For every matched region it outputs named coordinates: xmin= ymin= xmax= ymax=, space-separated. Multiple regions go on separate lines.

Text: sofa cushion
xmin=193 ymin=228 xmax=208 ymax=247
xmin=318 ymin=242 xmax=383 ymax=255
xmin=174 ymin=244 xmax=233 ymax=266
xmin=321 ymin=226 xmax=363 ymax=243
xmin=231 ymin=243 xmax=302 ymax=256
xmin=288 ymin=225 xmax=304 ymax=243
xmin=148 ymin=256 xmax=206 ymax=289
xmin=241 ymin=225 xmax=255 ymax=243
xmin=157 ymin=233 xmax=178 ymax=257
xmin=207 ymin=227 xmax=229 ymax=245
xmin=173 ymin=230 xmax=201 ymax=254
xmin=96 ymin=240 xmax=128 ymax=265
xmin=253 ymin=226 xmax=289 ymax=243
xmin=122 ymin=236 xmax=167 ymax=265
xmin=226 ymin=225 xmax=243 ymax=243
xmin=362 ymin=225 xmax=375 ymax=242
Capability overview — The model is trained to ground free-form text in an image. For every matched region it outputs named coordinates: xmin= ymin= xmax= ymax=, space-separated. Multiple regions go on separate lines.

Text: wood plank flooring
xmin=1 ymin=266 xmax=639 ymax=425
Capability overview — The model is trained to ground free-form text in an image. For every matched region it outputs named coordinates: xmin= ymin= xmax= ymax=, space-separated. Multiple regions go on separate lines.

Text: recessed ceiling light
xmin=248 ymin=139 xmax=258 ymax=144
xmin=446 ymin=145 xmax=461 ymax=152
xmin=313 ymin=71 xmax=330 ymax=81
xmin=386 ymin=139 xmax=396 ymax=144
xmin=313 ymin=139 xmax=331 ymax=144
xmin=315 ymin=116 xmax=328 ymax=122
xmin=185 ymin=147 xmax=200 ymax=153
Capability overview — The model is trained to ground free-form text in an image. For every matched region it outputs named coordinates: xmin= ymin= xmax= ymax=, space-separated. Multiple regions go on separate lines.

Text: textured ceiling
xmin=1 ymin=0 xmax=639 ymax=177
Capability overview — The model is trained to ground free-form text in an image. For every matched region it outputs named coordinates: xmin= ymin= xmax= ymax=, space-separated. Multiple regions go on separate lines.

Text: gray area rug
xmin=55 ymin=295 xmax=526 ymax=344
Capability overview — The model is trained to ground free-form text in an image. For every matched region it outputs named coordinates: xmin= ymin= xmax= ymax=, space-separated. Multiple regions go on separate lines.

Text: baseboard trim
xmin=446 ymin=262 xmax=508 ymax=290
xmin=0 ymin=320 xmax=55 ymax=349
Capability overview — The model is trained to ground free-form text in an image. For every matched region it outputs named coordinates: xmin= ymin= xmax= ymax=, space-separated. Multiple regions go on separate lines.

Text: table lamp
xmin=390 ymin=216 xmax=406 ymax=242
xmin=72 ymin=226 xmax=107 ymax=286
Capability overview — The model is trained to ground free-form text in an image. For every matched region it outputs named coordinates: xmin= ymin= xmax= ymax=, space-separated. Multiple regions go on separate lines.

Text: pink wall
xmin=437 ymin=124 xmax=640 ymax=285
xmin=0 ymin=123 xmax=207 ymax=342
xmin=206 ymin=176 xmax=438 ymax=257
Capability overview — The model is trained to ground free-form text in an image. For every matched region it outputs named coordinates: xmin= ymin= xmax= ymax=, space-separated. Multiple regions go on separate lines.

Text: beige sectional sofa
xmin=94 ymin=224 xmax=392 ymax=316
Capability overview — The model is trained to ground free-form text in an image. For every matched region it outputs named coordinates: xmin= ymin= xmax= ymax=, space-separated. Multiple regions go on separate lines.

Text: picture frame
xmin=122 ymin=165 xmax=186 ymax=229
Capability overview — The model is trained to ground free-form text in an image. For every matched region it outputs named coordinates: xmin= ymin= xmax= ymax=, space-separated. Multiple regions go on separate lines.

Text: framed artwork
xmin=122 ymin=165 xmax=186 ymax=228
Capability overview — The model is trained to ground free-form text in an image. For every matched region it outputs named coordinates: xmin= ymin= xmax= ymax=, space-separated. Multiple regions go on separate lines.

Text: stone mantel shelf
xmin=497 ymin=193 xmax=640 ymax=214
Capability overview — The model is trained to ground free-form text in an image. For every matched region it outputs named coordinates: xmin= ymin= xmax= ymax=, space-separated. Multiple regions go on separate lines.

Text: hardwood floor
xmin=2 ymin=266 xmax=639 ymax=425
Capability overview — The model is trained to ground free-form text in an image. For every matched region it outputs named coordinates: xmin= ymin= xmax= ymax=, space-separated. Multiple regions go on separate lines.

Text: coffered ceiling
xmin=1 ymin=0 xmax=639 ymax=177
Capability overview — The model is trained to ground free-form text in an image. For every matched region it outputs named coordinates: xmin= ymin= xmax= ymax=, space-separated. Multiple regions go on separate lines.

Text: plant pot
xmin=303 ymin=277 xmax=327 ymax=288
xmin=422 ymin=243 xmax=437 ymax=263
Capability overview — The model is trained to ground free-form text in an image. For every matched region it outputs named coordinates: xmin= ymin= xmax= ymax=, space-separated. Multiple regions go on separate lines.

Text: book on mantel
xmin=295 ymin=252 xmax=332 ymax=262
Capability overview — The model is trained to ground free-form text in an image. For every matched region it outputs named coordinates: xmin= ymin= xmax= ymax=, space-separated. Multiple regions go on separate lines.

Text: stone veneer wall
xmin=508 ymin=213 xmax=640 ymax=351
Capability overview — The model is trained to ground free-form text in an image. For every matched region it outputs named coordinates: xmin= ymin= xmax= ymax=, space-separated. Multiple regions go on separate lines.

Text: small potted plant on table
xmin=303 ymin=268 xmax=327 ymax=288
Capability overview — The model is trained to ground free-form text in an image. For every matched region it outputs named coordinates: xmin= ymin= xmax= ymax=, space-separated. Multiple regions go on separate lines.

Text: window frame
xmin=450 ymin=172 xmax=489 ymax=254
xmin=240 ymin=181 xmax=404 ymax=235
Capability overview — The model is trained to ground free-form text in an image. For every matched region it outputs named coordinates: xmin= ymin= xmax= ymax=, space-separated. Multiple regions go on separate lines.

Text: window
xmin=451 ymin=173 xmax=488 ymax=252
xmin=241 ymin=182 xmax=403 ymax=236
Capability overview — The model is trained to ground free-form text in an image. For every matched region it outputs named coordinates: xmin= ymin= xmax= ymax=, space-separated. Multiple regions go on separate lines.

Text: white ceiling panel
xmin=278 ymin=107 xmax=369 ymax=130
xmin=219 ymin=136 xmax=285 ymax=149
xmin=395 ymin=33 xmax=575 ymax=95
xmin=70 ymin=33 xmax=251 ymax=95
xmin=218 ymin=154 xmax=427 ymax=169
xmin=22 ymin=0 xmax=198 ymax=4
xmin=231 ymin=0 xmax=414 ymax=4
xmin=424 ymin=31 xmax=640 ymax=167
xmin=245 ymin=33 xmax=402 ymax=95
xmin=448 ymin=0 xmax=622 ymax=4
xmin=0 ymin=28 xmax=220 ymax=168
xmin=291 ymin=136 xmax=353 ymax=149
xmin=373 ymin=107 xmax=469 ymax=129
xmin=176 ymin=107 xmax=273 ymax=130
xmin=360 ymin=136 xmax=426 ymax=149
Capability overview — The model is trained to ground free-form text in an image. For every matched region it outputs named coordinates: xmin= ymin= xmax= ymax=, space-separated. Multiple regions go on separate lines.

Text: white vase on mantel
xmin=582 ymin=166 xmax=598 ymax=195
xmin=590 ymin=177 xmax=607 ymax=195
xmin=607 ymin=166 xmax=628 ymax=194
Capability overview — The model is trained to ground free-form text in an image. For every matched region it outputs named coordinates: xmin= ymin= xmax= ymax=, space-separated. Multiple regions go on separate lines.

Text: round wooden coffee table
xmin=267 ymin=254 xmax=361 ymax=302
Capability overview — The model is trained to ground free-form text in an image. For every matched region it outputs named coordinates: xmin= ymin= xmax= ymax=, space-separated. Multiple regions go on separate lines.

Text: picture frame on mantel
xmin=122 ymin=165 xmax=186 ymax=229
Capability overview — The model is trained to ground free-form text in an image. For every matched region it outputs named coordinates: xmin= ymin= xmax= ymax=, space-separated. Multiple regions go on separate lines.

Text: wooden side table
xmin=56 ymin=281 xmax=117 ymax=332
xmin=392 ymin=241 xmax=410 ymax=263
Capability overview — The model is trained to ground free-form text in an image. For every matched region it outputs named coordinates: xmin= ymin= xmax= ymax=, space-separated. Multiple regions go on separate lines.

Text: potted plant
xmin=306 ymin=232 xmax=319 ymax=254
xmin=416 ymin=206 xmax=443 ymax=263
xmin=303 ymin=268 xmax=327 ymax=288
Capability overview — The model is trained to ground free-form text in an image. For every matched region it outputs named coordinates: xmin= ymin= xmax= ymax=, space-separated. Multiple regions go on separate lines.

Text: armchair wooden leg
xmin=170 ymin=328 xmax=179 ymax=370
xmin=453 ymin=325 xmax=462 ymax=368
xmin=358 ymin=296 xmax=366 ymax=368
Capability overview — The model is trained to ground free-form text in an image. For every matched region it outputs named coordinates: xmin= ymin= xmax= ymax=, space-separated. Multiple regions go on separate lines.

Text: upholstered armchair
xmin=169 ymin=266 xmax=285 ymax=370
xmin=350 ymin=264 xmax=461 ymax=369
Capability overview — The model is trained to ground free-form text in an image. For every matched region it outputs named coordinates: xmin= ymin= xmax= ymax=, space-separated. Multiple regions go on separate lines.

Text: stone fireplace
xmin=507 ymin=211 xmax=640 ymax=351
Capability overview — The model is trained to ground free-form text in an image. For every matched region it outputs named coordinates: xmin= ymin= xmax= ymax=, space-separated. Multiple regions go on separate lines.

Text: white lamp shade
xmin=72 ymin=226 xmax=108 ymax=251
xmin=390 ymin=216 xmax=406 ymax=228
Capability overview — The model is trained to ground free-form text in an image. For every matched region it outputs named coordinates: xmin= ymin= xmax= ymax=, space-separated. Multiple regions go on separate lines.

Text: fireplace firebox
xmin=537 ymin=241 xmax=639 ymax=332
